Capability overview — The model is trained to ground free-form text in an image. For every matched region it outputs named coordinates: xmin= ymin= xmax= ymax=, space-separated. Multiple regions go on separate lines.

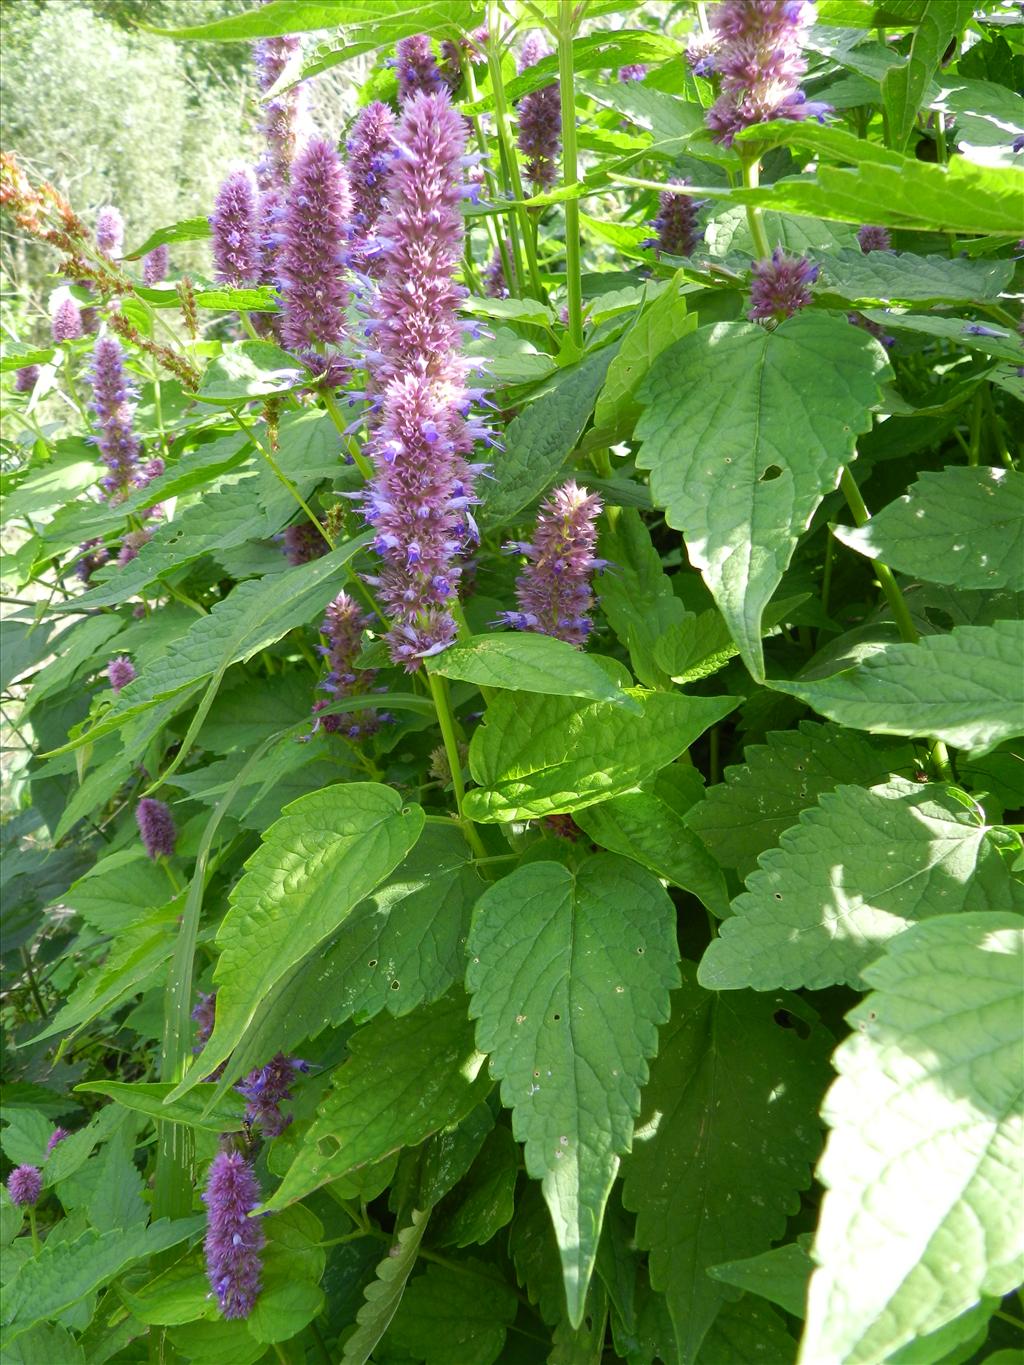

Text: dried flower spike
xmin=203 ymin=1150 xmax=265 ymax=1320
xmin=500 ymin=480 xmax=604 ymax=646
xmin=706 ymin=0 xmax=827 ymax=146
xmin=516 ymin=34 xmax=562 ymax=191
xmin=278 ymin=137 xmax=351 ymax=356
xmin=107 ymin=656 xmax=137 ymax=692
xmin=135 ymin=797 xmax=176 ymax=860
xmin=748 ymin=247 xmax=819 ymax=321
xmin=142 ymin=244 xmax=170 ymax=285
xmin=209 ymin=169 xmax=261 ymax=286
xmin=95 ymin=205 xmax=124 ymax=258
xmin=7 ymin=1165 xmax=42 ymax=1207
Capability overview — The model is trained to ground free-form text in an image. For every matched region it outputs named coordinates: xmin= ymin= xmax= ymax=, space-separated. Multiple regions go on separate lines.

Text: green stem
xmin=740 ymin=155 xmax=771 ymax=259
xmin=309 ymin=1320 xmax=333 ymax=1365
xmin=839 ymin=467 xmax=953 ymax=783
xmin=19 ymin=947 xmax=47 ymax=1019
xmin=485 ymin=3 xmax=544 ymax=298
xmin=322 ymin=387 xmax=373 ymax=479
xmin=240 ymin=311 xmax=261 ymax=342
xmin=231 ymin=410 xmax=333 ymax=548
xmin=557 ymin=0 xmax=584 ymax=348
xmin=427 ymin=672 xmax=488 ymax=860
xmin=28 ymin=1207 xmax=40 ymax=1254
xmin=967 ymin=388 xmax=983 ymax=466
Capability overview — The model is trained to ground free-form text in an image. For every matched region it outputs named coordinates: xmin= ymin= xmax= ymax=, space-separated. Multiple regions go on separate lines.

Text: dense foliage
xmin=2 ymin=2 xmax=1022 ymax=1363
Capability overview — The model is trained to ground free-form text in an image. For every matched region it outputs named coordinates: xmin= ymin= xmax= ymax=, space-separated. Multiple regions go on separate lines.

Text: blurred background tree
xmin=0 ymin=0 xmax=361 ymax=340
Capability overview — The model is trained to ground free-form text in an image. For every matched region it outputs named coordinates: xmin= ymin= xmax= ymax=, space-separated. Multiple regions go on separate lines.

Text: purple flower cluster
xmin=277 ymin=137 xmax=350 ymax=356
xmin=47 ymin=1127 xmax=69 ymax=1153
xmin=107 ymin=655 xmax=136 ymax=692
xmin=395 ymin=34 xmax=445 ymax=103
xmin=346 ymin=100 xmax=397 ymax=255
xmin=485 ymin=245 xmax=509 ymax=299
xmin=686 ymin=33 xmax=719 ymax=76
xmin=203 ymin=1150 xmax=265 ymax=1320
xmin=142 ymin=245 xmax=170 ymax=285
xmin=14 ymin=364 xmax=39 ymax=393
xmin=135 ymin=797 xmax=176 ymax=860
xmin=500 ymin=480 xmax=604 ymax=646
xmin=857 ymin=224 xmax=891 ymax=253
xmin=619 ymin=63 xmax=648 ymax=82
xmin=95 ymin=205 xmax=124 ymax=258
xmin=7 ymin=1165 xmax=41 ymax=1207
xmin=363 ymin=91 xmax=488 ymax=668
xmin=210 ymin=169 xmax=261 ymax=286
xmin=117 ymin=528 xmax=152 ymax=566
xmin=192 ymin=991 xmax=216 ymax=1050
xmin=311 ymin=590 xmax=384 ymax=739
xmin=516 ymin=34 xmax=562 ymax=192
xmin=237 ymin=1053 xmax=309 ymax=1137
xmin=706 ymin=0 xmax=826 ymax=146
xmin=88 ymin=337 xmax=143 ymax=500
xmin=253 ymin=33 xmax=307 ymax=191
xmin=749 ymin=247 xmax=819 ymax=321
xmin=281 ymin=520 xmax=328 ymax=565
xmin=644 ymin=184 xmax=703 ymax=257
xmin=52 ymin=295 xmax=83 ymax=343
xmin=75 ymin=539 xmax=109 ymax=582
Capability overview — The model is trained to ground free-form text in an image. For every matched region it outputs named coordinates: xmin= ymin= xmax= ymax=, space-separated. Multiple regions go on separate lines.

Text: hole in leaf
xmin=773 ymin=1008 xmax=810 ymax=1039
xmin=760 ymin=464 xmax=783 ymax=482
xmin=390 ymin=980 xmax=400 ymax=991
xmin=552 ymin=1013 xmax=561 ymax=1021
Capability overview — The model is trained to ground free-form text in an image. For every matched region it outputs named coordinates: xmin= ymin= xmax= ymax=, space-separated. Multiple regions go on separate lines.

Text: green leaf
xmin=698 ymin=778 xmax=1024 ymax=992
xmin=427 ymin=633 xmax=640 ymax=709
xmin=86 ymin=1122 xmax=148 ymax=1234
xmin=574 ymin=791 xmax=730 ymax=917
xmin=933 ymin=77 xmax=1024 ymax=152
xmin=770 ymin=620 xmax=1024 ymax=757
xmin=1 ymin=1323 xmax=85 ymax=1365
xmin=0 ymin=341 xmax=55 ymax=374
xmin=153 ymin=0 xmax=475 ymax=40
xmin=466 ymin=856 xmax=680 ymax=1327
xmin=817 ymin=248 xmax=1014 ymax=305
xmin=686 ymin=721 xmax=914 ymax=881
xmin=122 ymin=216 xmax=211 ymax=261
xmin=1 ymin=1217 xmax=204 ymax=1344
xmin=195 ymin=341 xmax=302 ymax=404
xmin=594 ymin=273 xmax=696 ymax=432
xmin=264 ymin=991 xmax=489 ymax=1210
xmin=622 ymin=967 xmax=832 ymax=1363
xmin=464 ymin=688 xmax=737 ymax=823
xmin=20 ymin=615 xmax=123 ymax=720
xmin=834 ymin=466 xmax=1024 ymax=592
xmin=433 ymin=1125 xmax=518 ymax=1249
xmin=248 ymin=1280 xmax=325 ymax=1345
xmin=48 ymin=537 xmax=372 ymax=755
xmin=178 ymin=783 xmax=423 ymax=1098
xmin=595 ymin=508 xmax=687 ymax=689
xmin=340 ymin=1208 xmax=430 ymax=1365
xmin=635 ymin=314 xmax=888 ymax=680
xmin=483 ymin=347 xmax=617 ymax=527
xmin=881 ymin=1 xmax=973 ymax=150
xmin=859 ymin=311 xmax=1024 ymax=364
xmin=75 ymin=1082 xmax=246 ymax=1133
xmin=707 ymin=1240 xmax=813 ymax=1319
xmin=801 ymin=914 xmax=1024 ymax=1364
xmin=696 ymin=1296 xmax=797 ymax=1365
xmin=386 ymin=1260 xmax=519 ymax=1365
xmin=61 ymin=849 xmax=174 ymax=932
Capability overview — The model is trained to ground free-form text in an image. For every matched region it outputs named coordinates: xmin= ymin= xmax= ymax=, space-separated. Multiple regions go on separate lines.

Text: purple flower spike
xmin=857 ymin=224 xmax=891 ymax=253
xmin=686 ymin=33 xmax=718 ymax=76
xmin=395 ymin=34 xmax=445 ymax=103
xmin=52 ymin=296 xmax=83 ymax=343
xmin=203 ymin=1150 xmax=265 ymax=1320
xmin=282 ymin=521 xmax=328 ymax=565
xmin=516 ymin=34 xmax=561 ymax=192
xmin=485 ymin=245 xmax=509 ymax=299
xmin=347 ymin=101 xmax=397 ymax=236
xmin=46 ymin=1128 xmax=69 ymax=1153
xmin=646 ymin=184 xmax=703 ymax=257
xmin=749 ymin=247 xmax=818 ymax=321
xmin=278 ymin=137 xmax=351 ymax=355
xmin=135 ymin=797 xmax=176 ymax=861
xmin=254 ymin=33 xmax=308 ymax=190
xmin=236 ymin=1053 xmax=309 ymax=1137
xmin=14 ymin=365 xmax=39 ymax=393
xmin=500 ymin=480 xmax=603 ymax=646
xmin=107 ymin=655 xmax=136 ymax=693
xmin=619 ymin=63 xmax=648 ymax=82
xmin=89 ymin=337 xmax=143 ymax=501
xmin=192 ymin=991 xmax=217 ymax=1050
xmin=8 ymin=1166 xmax=42 ymax=1207
xmin=95 ymin=205 xmax=124 ymax=258
xmin=209 ymin=169 xmax=261 ymax=287
xmin=142 ymin=244 xmax=170 ymax=285
xmin=364 ymin=89 xmax=485 ymax=668
xmin=310 ymin=590 xmax=382 ymax=740
xmin=706 ymin=0 xmax=823 ymax=146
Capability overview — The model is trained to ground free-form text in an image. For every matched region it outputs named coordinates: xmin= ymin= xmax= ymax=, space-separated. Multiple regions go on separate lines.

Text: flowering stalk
xmin=253 ymin=33 xmax=306 ymax=191
xmin=95 ymin=205 xmax=124 ymax=258
xmin=136 ymin=797 xmax=176 ymax=860
xmin=210 ymin=169 xmax=261 ymax=286
xmin=107 ymin=655 xmax=136 ymax=692
xmin=346 ymin=100 xmax=396 ymax=274
xmin=237 ymin=1054 xmax=309 ymax=1136
xmin=88 ymin=337 xmax=142 ymax=500
xmin=203 ymin=1150 xmax=265 ymax=1319
xmin=142 ymin=244 xmax=169 ymax=285
xmin=52 ymin=295 xmax=83 ymax=343
xmin=644 ymin=184 xmax=704 ymax=257
xmin=395 ymin=34 xmax=445 ymax=103
xmin=517 ymin=34 xmax=562 ymax=192
xmin=277 ymin=137 xmax=350 ymax=361
xmin=13 ymin=364 xmax=39 ymax=393
xmin=500 ymin=480 xmax=603 ymax=644
xmin=310 ymin=590 xmax=384 ymax=739
xmin=748 ymin=247 xmax=819 ymax=321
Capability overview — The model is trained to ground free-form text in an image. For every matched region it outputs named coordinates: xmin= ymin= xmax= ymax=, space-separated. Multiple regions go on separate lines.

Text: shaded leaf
xmin=340 ymin=1208 xmax=429 ymax=1365
xmin=386 ymin=1260 xmax=518 ymax=1365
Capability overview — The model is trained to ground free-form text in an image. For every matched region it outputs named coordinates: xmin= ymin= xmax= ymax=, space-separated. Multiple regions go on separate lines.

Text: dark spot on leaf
xmin=773 ymin=1008 xmax=810 ymax=1039
xmin=760 ymin=464 xmax=782 ymax=482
